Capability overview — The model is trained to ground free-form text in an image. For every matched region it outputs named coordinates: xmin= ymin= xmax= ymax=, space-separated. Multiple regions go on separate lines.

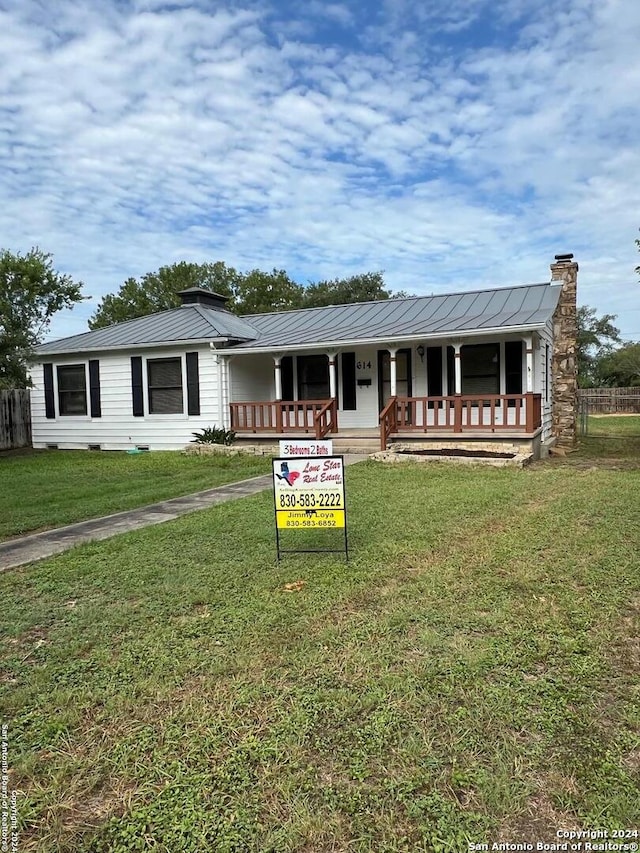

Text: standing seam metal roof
xmin=35 ymin=282 xmax=561 ymax=356
xmin=230 ymin=282 xmax=560 ymax=350
xmin=35 ymin=304 xmax=261 ymax=355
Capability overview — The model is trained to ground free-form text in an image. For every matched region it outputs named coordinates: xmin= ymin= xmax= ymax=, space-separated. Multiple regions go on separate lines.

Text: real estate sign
xmin=278 ymin=439 xmax=333 ymax=457
xmin=272 ymin=455 xmax=348 ymax=558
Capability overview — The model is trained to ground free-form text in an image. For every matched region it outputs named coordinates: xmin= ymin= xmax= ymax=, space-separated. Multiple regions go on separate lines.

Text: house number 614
xmin=356 ymin=360 xmax=372 ymax=370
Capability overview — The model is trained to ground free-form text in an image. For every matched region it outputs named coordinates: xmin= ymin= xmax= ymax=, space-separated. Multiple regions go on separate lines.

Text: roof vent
xmin=178 ymin=288 xmax=230 ymax=311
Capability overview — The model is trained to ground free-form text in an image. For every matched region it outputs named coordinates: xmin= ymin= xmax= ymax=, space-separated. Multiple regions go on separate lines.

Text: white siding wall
xmin=31 ymin=345 xmax=222 ymax=451
xmin=338 ymin=346 xmax=381 ymax=429
xmin=538 ymin=319 xmax=554 ymax=439
xmin=230 ymin=355 xmax=275 ymax=402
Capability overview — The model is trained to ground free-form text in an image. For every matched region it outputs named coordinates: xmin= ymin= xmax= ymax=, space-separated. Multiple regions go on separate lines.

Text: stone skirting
xmin=370 ymin=444 xmax=534 ymax=468
xmin=183 ymin=442 xmax=277 ymax=456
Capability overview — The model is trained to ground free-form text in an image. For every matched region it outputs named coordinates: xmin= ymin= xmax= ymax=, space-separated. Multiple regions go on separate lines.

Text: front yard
xmin=1 ymin=438 xmax=639 ymax=852
xmin=0 ymin=449 xmax=271 ymax=540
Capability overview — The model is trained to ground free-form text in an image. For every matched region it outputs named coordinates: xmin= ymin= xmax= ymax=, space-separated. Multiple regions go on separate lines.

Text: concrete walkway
xmin=0 ymin=455 xmax=364 ymax=571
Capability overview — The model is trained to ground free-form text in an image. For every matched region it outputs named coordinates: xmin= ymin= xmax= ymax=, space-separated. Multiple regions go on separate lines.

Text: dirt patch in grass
xmin=73 ymin=779 xmax=138 ymax=826
xmin=498 ymin=791 xmax=580 ymax=843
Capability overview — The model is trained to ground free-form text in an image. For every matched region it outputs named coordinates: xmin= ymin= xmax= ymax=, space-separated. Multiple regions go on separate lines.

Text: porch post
xmin=327 ymin=352 xmax=337 ymax=400
xmin=524 ymin=335 xmax=535 ymax=433
xmin=524 ymin=336 xmax=534 ymax=393
xmin=273 ymin=355 xmax=283 ymax=400
xmin=453 ymin=343 xmax=462 ymax=432
xmin=389 ymin=347 xmax=398 ymax=397
xmin=221 ymin=355 xmax=232 ymax=430
xmin=453 ymin=343 xmax=462 ymax=395
xmin=211 ymin=344 xmax=227 ymax=429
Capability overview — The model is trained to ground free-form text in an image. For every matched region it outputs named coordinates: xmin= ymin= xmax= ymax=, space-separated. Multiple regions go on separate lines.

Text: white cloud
xmin=0 ymin=0 xmax=639 ymax=341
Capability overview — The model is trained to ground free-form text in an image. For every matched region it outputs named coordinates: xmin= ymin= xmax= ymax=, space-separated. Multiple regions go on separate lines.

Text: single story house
xmin=30 ymin=254 xmax=578 ymax=457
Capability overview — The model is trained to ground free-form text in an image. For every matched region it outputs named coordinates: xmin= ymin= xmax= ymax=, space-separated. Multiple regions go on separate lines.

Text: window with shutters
xmin=147 ymin=358 xmax=184 ymax=414
xmin=57 ymin=365 xmax=87 ymax=415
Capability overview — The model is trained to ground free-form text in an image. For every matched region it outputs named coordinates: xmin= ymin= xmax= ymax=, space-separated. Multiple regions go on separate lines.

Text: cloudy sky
xmin=2 ymin=0 xmax=640 ymax=342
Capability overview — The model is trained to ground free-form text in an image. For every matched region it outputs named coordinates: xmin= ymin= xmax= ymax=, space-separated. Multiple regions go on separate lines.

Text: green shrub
xmin=191 ymin=426 xmax=236 ymax=445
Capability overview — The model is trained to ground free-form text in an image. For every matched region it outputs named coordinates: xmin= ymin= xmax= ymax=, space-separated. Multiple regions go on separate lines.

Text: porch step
xmin=332 ymin=441 xmax=380 ymax=455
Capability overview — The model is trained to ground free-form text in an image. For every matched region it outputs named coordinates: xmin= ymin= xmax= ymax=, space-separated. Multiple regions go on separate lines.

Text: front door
xmin=378 ymin=348 xmax=412 ymax=411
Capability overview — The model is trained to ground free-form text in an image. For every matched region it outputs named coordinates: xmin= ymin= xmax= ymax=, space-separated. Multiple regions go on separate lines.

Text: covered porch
xmin=224 ymin=331 xmax=547 ymax=449
xmin=229 ymin=392 xmax=542 ymax=448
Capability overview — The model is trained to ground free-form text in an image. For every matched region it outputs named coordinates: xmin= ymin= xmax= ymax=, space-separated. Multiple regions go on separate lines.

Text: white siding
xmin=538 ymin=319 xmax=554 ymax=439
xmin=230 ymin=355 xmax=275 ymax=402
xmin=31 ymin=345 xmax=222 ymax=451
xmin=338 ymin=346 xmax=380 ymax=429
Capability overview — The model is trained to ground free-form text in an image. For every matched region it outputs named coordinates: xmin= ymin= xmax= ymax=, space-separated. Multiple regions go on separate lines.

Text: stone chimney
xmin=550 ymin=253 xmax=578 ymax=449
xmin=178 ymin=287 xmax=230 ymax=311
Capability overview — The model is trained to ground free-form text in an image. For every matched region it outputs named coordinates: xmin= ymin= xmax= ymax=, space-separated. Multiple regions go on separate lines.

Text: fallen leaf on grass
xmin=282 ymin=580 xmax=306 ymax=592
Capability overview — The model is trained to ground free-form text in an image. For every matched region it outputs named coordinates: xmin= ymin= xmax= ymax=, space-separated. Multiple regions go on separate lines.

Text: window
xmin=297 ymin=355 xmax=330 ymax=400
xmin=57 ymin=365 xmax=87 ymax=415
xmin=147 ymin=358 xmax=183 ymax=414
xmin=461 ymin=344 xmax=499 ymax=395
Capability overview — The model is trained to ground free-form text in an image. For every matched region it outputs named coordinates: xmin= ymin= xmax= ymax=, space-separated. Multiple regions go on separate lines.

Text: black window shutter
xmin=43 ymin=363 xmax=55 ymax=419
xmin=88 ymin=359 xmax=101 ymax=418
xmin=505 ymin=341 xmax=523 ymax=395
xmin=447 ymin=346 xmax=456 ymax=396
xmin=131 ymin=356 xmax=144 ymax=417
xmin=341 ymin=352 xmax=356 ymax=410
xmin=426 ymin=346 xmax=443 ymax=397
xmin=281 ymin=356 xmax=294 ymax=401
xmin=186 ymin=352 xmax=200 ymax=416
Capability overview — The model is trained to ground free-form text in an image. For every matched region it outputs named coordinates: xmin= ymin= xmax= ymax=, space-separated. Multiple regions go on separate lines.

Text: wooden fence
xmin=0 ymin=390 xmax=32 ymax=450
xmin=577 ymin=387 xmax=640 ymax=414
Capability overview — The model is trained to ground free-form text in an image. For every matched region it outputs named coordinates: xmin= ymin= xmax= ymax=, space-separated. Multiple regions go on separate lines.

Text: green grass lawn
xmin=0 ymin=450 xmax=272 ymax=540
xmin=1 ymin=455 xmax=639 ymax=852
xmin=575 ymin=416 xmax=640 ymax=459
xmin=586 ymin=415 xmax=640 ymax=436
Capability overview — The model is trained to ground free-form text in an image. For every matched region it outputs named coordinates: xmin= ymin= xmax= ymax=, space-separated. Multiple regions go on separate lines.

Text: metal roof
xmin=229 ymin=282 xmax=560 ymax=351
xmin=35 ymin=281 xmax=561 ymax=357
xmin=35 ymin=304 xmax=260 ymax=356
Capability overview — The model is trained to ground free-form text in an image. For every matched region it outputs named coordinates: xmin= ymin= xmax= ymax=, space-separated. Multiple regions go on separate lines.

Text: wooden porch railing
xmin=230 ymin=399 xmax=338 ymax=440
xmin=379 ymin=396 xmax=398 ymax=451
xmin=314 ymin=398 xmax=338 ymax=439
xmin=380 ymin=393 xmax=542 ymax=448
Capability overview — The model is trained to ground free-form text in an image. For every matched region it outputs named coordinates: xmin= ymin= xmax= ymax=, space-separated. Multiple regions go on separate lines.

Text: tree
xmin=89 ymin=261 xmax=240 ymax=329
xmin=301 ymin=271 xmax=403 ymax=309
xmin=0 ymin=248 xmax=84 ymax=389
xmin=235 ymin=269 xmax=303 ymax=314
xmin=90 ymin=263 xmax=403 ymax=328
xmin=576 ymin=305 xmax=621 ymax=387
xmin=597 ymin=342 xmax=640 ymax=387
